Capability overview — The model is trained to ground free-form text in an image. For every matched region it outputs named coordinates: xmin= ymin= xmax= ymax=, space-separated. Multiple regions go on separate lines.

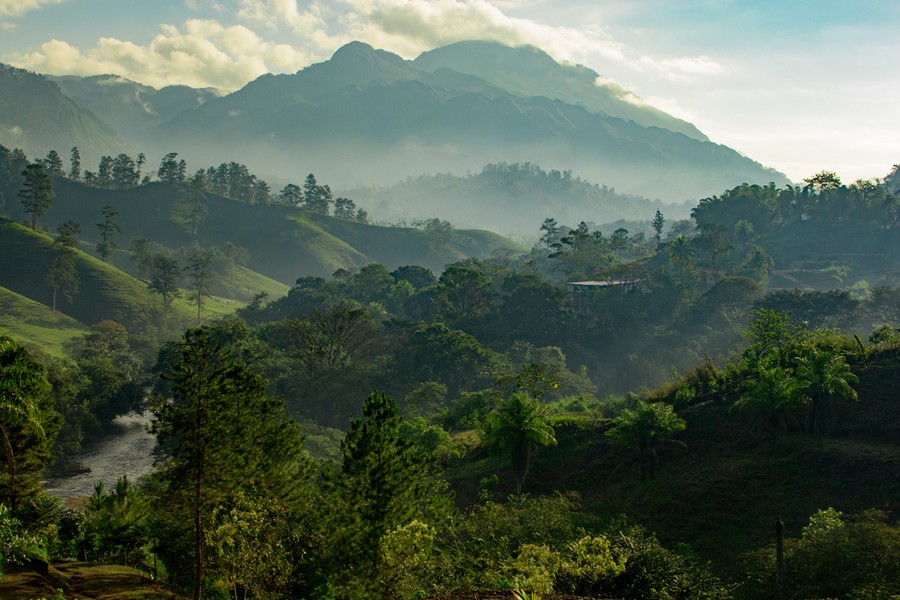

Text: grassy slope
xmin=0 ymin=219 xmax=195 ymax=333
xmin=447 ymin=349 xmax=900 ymax=580
xmin=26 ymin=179 xmax=521 ymax=285
xmin=0 ymin=286 xmax=89 ymax=357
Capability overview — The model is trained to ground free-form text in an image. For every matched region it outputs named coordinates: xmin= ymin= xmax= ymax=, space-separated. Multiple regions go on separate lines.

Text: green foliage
xmin=0 ymin=337 xmax=57 ymax=511
xmin=95 ymin=204 xmax=120 ymax=262
xmin=148 ymin=321 xmax=312 ymax=595
xmin=0 ymin=503 xmax=41 ymax=580
xmin=793 ymin=346 xmax=858 ymax=435
xmin=17 ymin=163 xmax=53 ymax=230
xmin=207 ymin=491 xmax=293 ymax=599
xmin=80 ymin=476 xmax=150 ymax=569
xmin=483 ymin=392 xmax=557 ymax=496
xmin=606 ymin=400 xmax=686 ymax=480
xmin=316 ymin=391 xmax=452 ymax=599
xmin=46 ymin=220 xmax=81 ymax=311
xmin=742 ymin=508 xmax=900 ymax=600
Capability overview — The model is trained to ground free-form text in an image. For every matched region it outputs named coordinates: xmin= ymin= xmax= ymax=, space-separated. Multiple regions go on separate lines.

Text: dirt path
xmin=0 ymin=562 xmax=177 ymax=600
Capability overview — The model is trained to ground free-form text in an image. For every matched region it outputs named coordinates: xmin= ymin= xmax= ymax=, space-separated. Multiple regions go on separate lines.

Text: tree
xmin=18 ymin=163 xmax=53 ymax=230
xmin=69 ymin=146 xmax=81 ymax=181
xmin=44 ymin=150 xmax=64 ymax=177
xmin=0 ymin=337 xmax=54 ymax=511
xmin=605 ymin=401 xmax=685 ymax=480
xmin=46 ymin=220 xmax=81 ymax=311
xmin=667 ymin=235 xmax=695 ymax=282
xmin=325 ymin=391 xmax=448 ymax=597
xmin=171 ymin=185 xmax=208 ymax=237
xmin=150 ymin=323 xmax=309 ymax=599
xmin=651 ymin=209 xmax=665 ymax=245
xmin=97 ymin=155 xmax=114 ymax=188
xmin=334 ymin=197 xmax=357 ymax=219
xmin=96 ymin=205 xmax=121 ymax=262
xmin=149 ymin=254 xmax=181 ymax=309
xmin=278 ymin=183 xmax=302 ymax=205
xmin=129 ymin=238 xmax=156 ymax=281
xmin=185 ymin=250 xmax=213 ymax=325
xmin=302 ymin=173 xmax=332 ymax=214
xmin=158 ymin=152 xmax=186 ymax=183
xmin=539 ymin=218 xmax=560 ymax=250
xmin=483 ymin=392 xmax=557 ymax=496
xmin=792 ymin=347 xmax=858 ymax=435
xmin=111 ymin=153 xmax=140 ymax=188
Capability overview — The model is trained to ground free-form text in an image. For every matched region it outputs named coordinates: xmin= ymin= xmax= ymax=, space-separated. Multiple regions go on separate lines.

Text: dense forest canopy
xmin=0 ymin=141 xmax=898 ymax=599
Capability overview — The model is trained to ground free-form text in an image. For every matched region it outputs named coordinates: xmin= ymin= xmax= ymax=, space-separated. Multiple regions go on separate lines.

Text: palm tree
xmin=793 ymin=347 xmax=858 ymax=435
xmin=667 ymin=235 xmax=695 ymax=285
xmin=606 ymin=401 xmax=686 ymax=480
xmin=0 ymin=337 xmax=50 ymax=510
xmin=484 ymin=392 xmax=557 ymax=497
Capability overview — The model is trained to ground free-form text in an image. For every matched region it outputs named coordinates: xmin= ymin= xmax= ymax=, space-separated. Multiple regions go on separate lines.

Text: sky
xmin=1 ymin=0 xmax=898 ymax=184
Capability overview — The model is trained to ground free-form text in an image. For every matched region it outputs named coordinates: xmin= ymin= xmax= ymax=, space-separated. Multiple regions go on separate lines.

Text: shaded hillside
xmin=5 ymin=178 xmax=521 ymax=283
xmin=51 ymin=74 xmax=219 ymax=146
xmin=0 ymin=219 xmax=189 ymax=335
xmin=0 ymin=64 xmax=124 ymax=166
xmin=448 ymin=348 xmax=900 ymax=580
xmin=151 ymin=41 xmax=787 ymax=203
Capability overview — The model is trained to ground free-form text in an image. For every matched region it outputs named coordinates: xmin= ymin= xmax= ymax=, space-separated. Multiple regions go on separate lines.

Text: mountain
xmin=51 ymin=74 xmax=220 ymax=146
xmin=0 ymin=64 xmax=125 ymax=166
xmin=413 ymin=40 xmax=707 ymax=141
xmin=151 ymin=41 xmax=787 ymax=203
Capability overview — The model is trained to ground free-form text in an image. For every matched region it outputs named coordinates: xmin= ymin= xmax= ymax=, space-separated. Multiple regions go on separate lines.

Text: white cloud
xmin=0 ymin=0 xmax=64 ymax=17
xmin=637 ymin=54 xmax=723 ymax=82
xmin=8 ymin=19 xmax=314 ymax=90
xmin=335 ymin=0 xmax=625 ymax=64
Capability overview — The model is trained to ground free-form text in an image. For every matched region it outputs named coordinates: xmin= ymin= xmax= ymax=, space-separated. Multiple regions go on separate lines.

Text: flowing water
xmin=44 ymin=412 xmax=158 ymax=498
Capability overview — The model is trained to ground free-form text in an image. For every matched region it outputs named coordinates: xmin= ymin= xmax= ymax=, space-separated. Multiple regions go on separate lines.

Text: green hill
xmin=448 ymin=348 xmax=900 ymax=580
xmin=0 ymin=286 xmax=89 ymax=357
xmin=0 ymin=219 xmax=193 ymax=338
xmin=11 ymin=178 xmax=521 ymax=283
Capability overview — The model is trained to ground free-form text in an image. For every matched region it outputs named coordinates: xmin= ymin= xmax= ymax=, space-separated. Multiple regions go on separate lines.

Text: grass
xmin=0 ymin=286 xmax=88 ymax=357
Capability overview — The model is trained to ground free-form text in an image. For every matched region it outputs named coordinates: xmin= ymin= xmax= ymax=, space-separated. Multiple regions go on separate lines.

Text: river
xmin=43 ymin=411 xmax=158 ymax=498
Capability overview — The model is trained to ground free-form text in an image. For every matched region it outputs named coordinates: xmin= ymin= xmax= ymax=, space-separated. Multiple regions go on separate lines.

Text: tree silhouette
xmin=18 ymin=163 xmax=53 ymax=230
xmin=606 ymin=401 xmax=685 ymax=480
xmin=484 ymin=392 xmax=557 ymax=496
xmin=793 ymin=347 xmax=858 ymax=435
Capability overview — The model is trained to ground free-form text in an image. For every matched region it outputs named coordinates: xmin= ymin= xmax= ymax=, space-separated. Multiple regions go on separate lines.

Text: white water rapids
xmin=43 ymin=412 xmax=158 ymax=498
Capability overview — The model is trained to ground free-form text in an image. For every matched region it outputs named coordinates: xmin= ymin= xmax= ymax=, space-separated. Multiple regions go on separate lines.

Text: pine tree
xmin=323 ymin=391 xmax=450 ymax=597
xmin=18 ymin=163 xmax=53 ymax=230
xmin=46 ymin=220 xmax=81 ymax=311
xmin=96 ymin=205 xmax=121 ymax=262
xmin=149 ymin=323 xmax=310 ymax=598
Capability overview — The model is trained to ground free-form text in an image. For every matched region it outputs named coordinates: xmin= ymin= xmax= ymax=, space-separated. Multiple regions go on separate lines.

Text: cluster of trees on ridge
xmin=2 ymin=145 xmax=370 ymax=221
xmin=1 ymin=141 xmax=899 ymax=598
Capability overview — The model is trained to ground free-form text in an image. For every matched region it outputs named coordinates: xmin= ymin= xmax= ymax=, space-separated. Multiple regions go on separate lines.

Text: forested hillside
xmin=0 ymin=139 xmax=897 ymax=600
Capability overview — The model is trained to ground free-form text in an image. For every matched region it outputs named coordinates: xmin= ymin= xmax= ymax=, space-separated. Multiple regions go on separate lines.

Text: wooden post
xmin=775 ymin=517 xmax=785 ymax=600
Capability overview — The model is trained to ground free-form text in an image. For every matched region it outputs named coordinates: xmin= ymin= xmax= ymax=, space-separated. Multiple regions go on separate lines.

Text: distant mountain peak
xmin=329 ymin=41 xmax=408 ymax=70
